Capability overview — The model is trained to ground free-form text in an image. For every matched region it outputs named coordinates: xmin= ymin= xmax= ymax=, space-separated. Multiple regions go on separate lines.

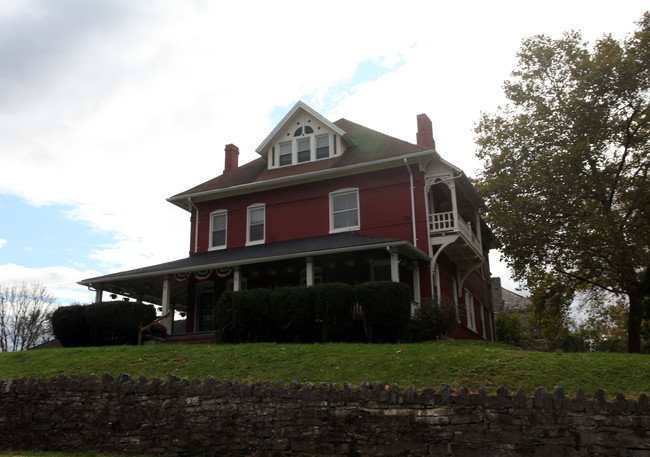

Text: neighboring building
xmin=79 ymin=102 xmax=497 ymax=341
xmin=491 ymin=278 xmax=530 ymax=313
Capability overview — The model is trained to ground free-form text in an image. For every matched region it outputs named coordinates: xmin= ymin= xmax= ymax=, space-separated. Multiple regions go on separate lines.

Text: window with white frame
xmin=272 ymin=124 xmax=333 ymax=168
xmin=464 ymin=288 xmax=476 ymax=332
xmin=480 ymin=303 xmax=486 ymax=337
xmin=330 ymin=188 xmax=359 ymax=232
xmin=247 ymin=204 xmax=265 ymax=245
xmin=209 ymin=210 xmax=227 ymax=250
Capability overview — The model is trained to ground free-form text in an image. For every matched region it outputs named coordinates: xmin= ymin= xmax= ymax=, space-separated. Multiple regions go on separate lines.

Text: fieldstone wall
xmin=1 ymin=374 xmax=649 ymax=457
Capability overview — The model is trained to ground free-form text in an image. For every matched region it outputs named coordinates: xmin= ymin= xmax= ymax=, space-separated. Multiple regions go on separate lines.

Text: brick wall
xmin=1 ymin=374 xmax=648 ymax=456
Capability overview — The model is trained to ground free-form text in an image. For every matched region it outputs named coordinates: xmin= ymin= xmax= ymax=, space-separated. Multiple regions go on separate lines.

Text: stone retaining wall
xmin=1 ymin=374 xmax=649 ymax=456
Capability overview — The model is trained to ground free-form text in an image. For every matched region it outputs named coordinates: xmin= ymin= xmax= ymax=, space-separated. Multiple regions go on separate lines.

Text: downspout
xmin=188 ymin=198 xmax=199 ymax=254
xmin=403 ymin=158 xmax=417 ymax=246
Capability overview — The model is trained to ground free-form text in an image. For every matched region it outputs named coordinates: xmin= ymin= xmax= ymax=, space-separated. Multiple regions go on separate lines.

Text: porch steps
xmin=162 ymin=332 xmax=215 ymax=344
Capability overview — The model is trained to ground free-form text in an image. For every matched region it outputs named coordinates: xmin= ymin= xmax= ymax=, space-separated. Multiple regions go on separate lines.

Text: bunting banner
xmin=194 ymin=269 xmax=213 ymax=281
xmin=216 ymin=266 xmax=233 ymax=278
xmin=174 ymin=272 xmax=191 ymax=283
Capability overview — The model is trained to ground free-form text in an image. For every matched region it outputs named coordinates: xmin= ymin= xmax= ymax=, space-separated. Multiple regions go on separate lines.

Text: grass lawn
xmin=1 ymin=341 xmax=648 ymax=398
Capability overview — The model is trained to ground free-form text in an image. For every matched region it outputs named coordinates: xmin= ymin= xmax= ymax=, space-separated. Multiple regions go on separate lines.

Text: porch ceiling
xmin=78 ymin=233 xmax=430 ymax=304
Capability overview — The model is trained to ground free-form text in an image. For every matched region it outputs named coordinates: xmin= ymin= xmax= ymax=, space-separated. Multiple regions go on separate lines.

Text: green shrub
xmin=216 ymin=289 xmax=273 ymax=343
xmin=51 ymin=301 xmax=155 ymax=347
xmin=51 ymin=305 xmax=91 ymax=347
xmin=270 ymin=286 xmax=318 ymax=342
xmin=84 ymin=301 xmax=156 ymax=346
xmin=216 ymin=283 xmax=357 ymax=343
xmin=407 ymin=298 xmax=457 ymax=342
xmin=495 ymin=310 xmax=527 ymax=346
xmin=355 ymin=281 xmax=411 ymax=343
xmin=309 ymin=283 xmax=355 ymax=342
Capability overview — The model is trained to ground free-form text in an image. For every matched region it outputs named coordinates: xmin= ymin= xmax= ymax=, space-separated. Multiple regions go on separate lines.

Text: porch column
xmin=161 ymin=276 xmax=173 ymax=335
xmin=412 ymin=261 xmax=421 ymax=304
xmin=305 ymin=257 xmax=314 ymax=286
xmin=389 ymin=250 xmax=400 ymax=283
xmin=95 ymin=287 xmax=103 ymax=303
xmin=450 ymin=181 xmax=459 ymax=231
xmin=233 ymin=266 xmax=241 ymax=292
xmin=475 ymin=211 xmax=482 ymax=245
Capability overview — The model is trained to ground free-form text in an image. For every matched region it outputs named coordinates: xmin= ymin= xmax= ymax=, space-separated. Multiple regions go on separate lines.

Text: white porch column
xmin=233 ymin=266 xmax=241 ymax=292
xmin=412 ymin=261 xmax=421 ymax=304
xmin=161 ymin=276 xmax=173 ymax=335
xmin=450 ymin=181 xmax=459 ymax=231
xmin=95 ymin=287 xmax=103 ymax=303
xmin=475 ymin=211 xmax=482 ymax=245
xmin=306 ymin=257 xmax=314 ymax=286
xmin=389 ymin=250 xmax=400 ymax=283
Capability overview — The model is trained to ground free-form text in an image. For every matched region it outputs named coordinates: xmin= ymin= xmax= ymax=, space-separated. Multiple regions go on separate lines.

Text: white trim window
xmin=464 ymin=288 xmax=476 ymax=332
xmin=272 ymin=127 xmax=334 ymax=168
xmin=330 ymin=188 xmax=360 ymax=232
xmin=209 ymin=210 xmax=227 ymax=250
xmin=247 ymin=204 xmax=265 ymax=245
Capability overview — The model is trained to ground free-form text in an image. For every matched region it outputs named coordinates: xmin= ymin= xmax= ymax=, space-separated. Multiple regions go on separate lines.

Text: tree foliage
xmin=475 ymin=13 xmax=650 ymax=352
xmin=0 ymin=282 xmax=56 ymax=351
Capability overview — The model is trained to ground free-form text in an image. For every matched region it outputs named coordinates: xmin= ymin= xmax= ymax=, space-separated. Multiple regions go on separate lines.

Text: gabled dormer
xmin=256 ymin=101 xmax=349 ymax=169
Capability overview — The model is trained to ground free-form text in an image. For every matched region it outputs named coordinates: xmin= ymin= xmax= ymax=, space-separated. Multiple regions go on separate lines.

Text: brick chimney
xmin=416 ymin=114 xmax=436 ymax=150
xmin=224 ymin=144 xmax=239 ymax=173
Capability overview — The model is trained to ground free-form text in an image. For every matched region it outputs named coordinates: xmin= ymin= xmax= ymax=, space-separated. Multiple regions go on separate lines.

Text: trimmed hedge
xmin=50 ymin=305 xmax=91 ymax=347
xmin=216 ymin=282 xmax=410 ymax=344
xmin=51 ymin=301 xmax=156 ymax=347
xmin=355 ymin=281 xmax=411 ymax=343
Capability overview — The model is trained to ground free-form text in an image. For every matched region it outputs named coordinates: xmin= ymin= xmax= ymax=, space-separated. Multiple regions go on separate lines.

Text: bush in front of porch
xmin=215 ymin=282 xmax=414 ymax=344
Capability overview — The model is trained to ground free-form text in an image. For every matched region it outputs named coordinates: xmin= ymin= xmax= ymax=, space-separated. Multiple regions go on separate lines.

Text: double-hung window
xmin=279 ymin=142 xmax=292 ymax=167
xmin=297 ymin=138 xmax=311 ymax=163
xmin=247 ymin=204 xmax=265 ymax=245
xmin=330 ymin=188 xmax=360 ymax=232
xmin=209 ymin=210 xmax=227 ymax=250
xmin=464 ymin=289 xmax=476 ymax=332
xmin=316 ymin=134 xmax=329 ymax=159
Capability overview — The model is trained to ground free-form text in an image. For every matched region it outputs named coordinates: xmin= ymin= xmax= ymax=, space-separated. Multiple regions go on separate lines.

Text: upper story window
xmin=247 ymin=203 xmax=265 ymax=245
xmin=209 ymin=210 xmax=227 ymax=250
xmin=271 ymin=120 xmax=334 ymax=168
xmin=330 ymin=188 xmax=359 ymax=233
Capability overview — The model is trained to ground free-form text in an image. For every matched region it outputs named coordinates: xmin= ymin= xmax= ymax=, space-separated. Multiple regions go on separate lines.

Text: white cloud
xmin=0 ymin=238 xmax=6 ymax=249
xmin=0 ymin=264 xmax=101 ymax=304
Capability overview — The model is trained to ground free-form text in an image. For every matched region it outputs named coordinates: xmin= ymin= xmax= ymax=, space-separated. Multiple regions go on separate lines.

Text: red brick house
xmin=80 ymin=102 xmax=496 ymax=341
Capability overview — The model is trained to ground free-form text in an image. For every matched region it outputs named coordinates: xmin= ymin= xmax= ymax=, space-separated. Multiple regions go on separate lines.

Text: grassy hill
xmin=1 ymin=341 xmax=648 ymax=398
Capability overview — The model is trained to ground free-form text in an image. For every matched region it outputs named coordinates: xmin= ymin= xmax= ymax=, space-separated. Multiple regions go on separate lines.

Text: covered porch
xmin=78 ymin=233 xmax=431 ymax=339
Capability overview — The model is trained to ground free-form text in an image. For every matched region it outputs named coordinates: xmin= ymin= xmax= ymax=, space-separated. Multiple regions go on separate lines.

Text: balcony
xmin=428 ymin=211 xmax=483 ymax=269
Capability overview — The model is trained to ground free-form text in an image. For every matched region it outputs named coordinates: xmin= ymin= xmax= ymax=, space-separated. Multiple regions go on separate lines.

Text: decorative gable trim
xmin=256 ymin=101 xmax=349 ymax=161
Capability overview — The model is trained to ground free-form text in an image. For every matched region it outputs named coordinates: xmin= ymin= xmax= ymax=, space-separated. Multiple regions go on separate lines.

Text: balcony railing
xmin=429 ymin=212 xmax=482 ymax=255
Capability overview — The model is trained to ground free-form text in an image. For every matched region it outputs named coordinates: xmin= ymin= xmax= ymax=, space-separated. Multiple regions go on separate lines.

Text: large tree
xmin=475 ymin=13 xmax=650 ymax=352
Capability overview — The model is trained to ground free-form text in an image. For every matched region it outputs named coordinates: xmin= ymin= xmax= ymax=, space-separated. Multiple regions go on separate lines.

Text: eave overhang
xmin=167 ymin=148 xmax=438 ymax=212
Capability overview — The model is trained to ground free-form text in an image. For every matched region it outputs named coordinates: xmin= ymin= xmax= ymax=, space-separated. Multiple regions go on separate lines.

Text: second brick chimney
xmin=224 ymin=144 xmax=239 ymax=173
xmin=416 ymin=114 xmax=436 ymax=150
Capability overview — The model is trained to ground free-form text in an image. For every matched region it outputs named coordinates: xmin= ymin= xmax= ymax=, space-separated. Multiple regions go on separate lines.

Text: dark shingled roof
xmin=169 ymin=118 xmax=432 ymax=201
xmin=79 ymin=232 xmax=430 ymax=285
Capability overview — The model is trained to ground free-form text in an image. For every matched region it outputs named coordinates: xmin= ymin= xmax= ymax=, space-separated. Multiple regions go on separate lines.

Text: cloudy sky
xmin=1 ymin=0 xmax=647 ymax=305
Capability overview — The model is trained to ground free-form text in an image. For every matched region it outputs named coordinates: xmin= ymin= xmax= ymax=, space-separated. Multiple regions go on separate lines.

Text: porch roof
xmin=78 ymin=233 xmax=430 ymax=300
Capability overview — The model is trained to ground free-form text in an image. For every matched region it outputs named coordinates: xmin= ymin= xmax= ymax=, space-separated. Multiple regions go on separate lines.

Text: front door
xmin=196 ymin=282 xmax=216 ymax=332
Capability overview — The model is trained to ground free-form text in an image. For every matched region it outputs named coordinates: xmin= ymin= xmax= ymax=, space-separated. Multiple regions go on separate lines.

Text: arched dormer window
xmin=272 ymin=118 xmax=333 ymax=167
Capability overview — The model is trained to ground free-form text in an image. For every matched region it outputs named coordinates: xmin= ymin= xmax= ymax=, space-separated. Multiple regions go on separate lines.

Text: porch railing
xmin=138 ymin=312 xmax=171 ymax=346
xmin=429 ymin=212 xmax=481 ymax=254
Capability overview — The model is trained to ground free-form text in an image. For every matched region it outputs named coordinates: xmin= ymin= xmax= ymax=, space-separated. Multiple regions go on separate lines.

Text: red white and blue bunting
xmin=174 ymin=272 xmax=191 ymax=283
xmin=216 ymin=267 xmax=233 ymax=278
xmin=174 ymin=268 xmax=233 ymax=282
xmin=194 ymin=269 xmax=213 ymax=281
